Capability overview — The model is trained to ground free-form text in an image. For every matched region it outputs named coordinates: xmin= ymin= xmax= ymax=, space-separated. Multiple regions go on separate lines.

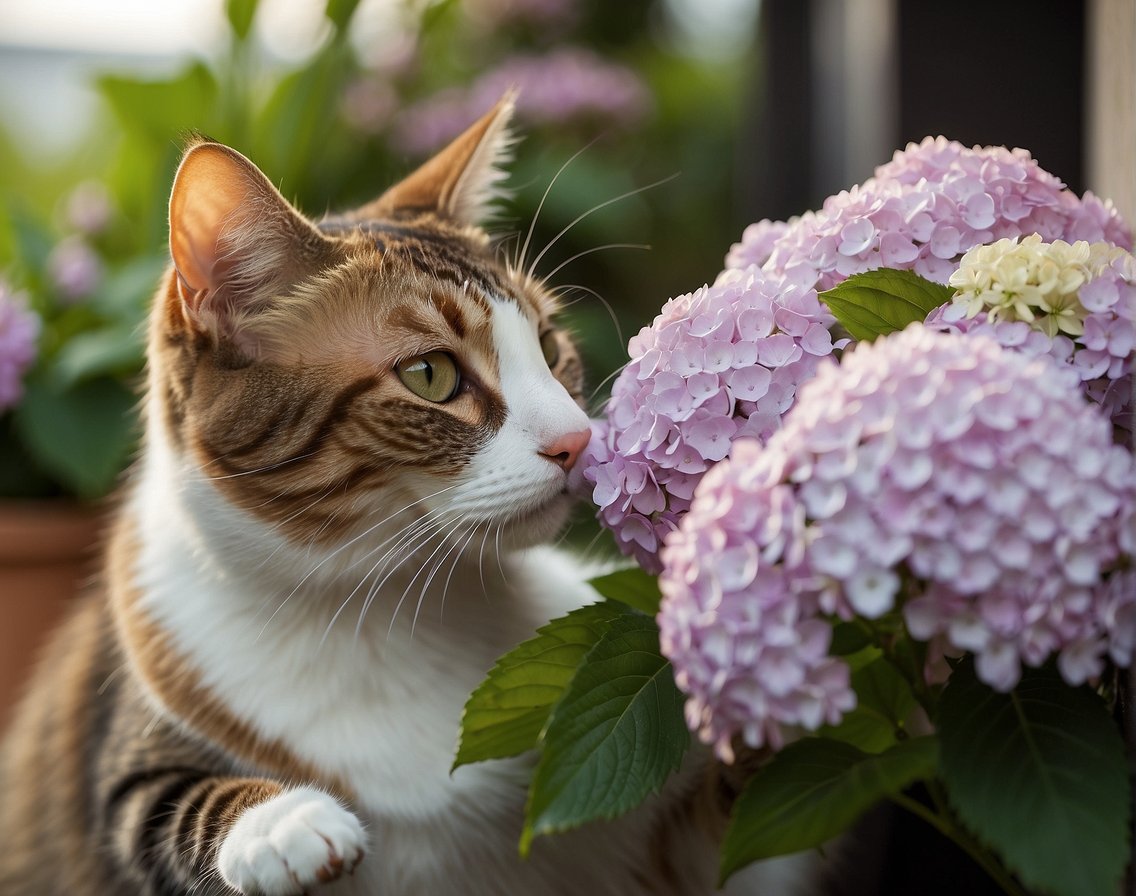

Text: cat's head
xmin=152 ymin=95 xmax=592 ymax=560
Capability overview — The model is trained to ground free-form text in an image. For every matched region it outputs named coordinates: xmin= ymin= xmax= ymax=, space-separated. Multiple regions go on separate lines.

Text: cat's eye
xmin=539 ymin=331 xmax=560 ymax=369
xmin=396 ymin=351 xmax=460 ymax=402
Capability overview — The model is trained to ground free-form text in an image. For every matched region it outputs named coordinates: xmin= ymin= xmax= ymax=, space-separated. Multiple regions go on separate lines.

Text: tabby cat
xmin=0 ymin=97 xmax=814 ymax=895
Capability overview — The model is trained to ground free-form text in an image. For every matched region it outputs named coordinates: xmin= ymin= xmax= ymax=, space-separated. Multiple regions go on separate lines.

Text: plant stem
xmin=888 ymin=793 xmax=1030 ymax=896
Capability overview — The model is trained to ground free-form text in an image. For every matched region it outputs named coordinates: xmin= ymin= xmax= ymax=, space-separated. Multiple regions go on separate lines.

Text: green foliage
xmin=586 ymin=567 xmax=662 ymax=615
xmin=720 ymin=736 xmax=939 ymax=883
xmin=521 ymin=613 xmax=688 ymax=854
xmin=818 ymin=269 xmax=953 ymax=341
xmin=937 ymin=660 xmax=1131 ymax=896
xmin=454 ymin=601 xmax=628 ymax=769
xmin=819 ymin=657 xmax=917 ymax=753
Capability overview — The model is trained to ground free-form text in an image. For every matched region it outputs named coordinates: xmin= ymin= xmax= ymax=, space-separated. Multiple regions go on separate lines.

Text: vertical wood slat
xmin=1087 ymin=0 xmax=1136 ymax=224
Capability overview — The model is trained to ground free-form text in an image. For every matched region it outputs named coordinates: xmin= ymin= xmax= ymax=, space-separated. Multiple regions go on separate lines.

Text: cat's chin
xmin=498 ymin=492 xmax=575 ymax=549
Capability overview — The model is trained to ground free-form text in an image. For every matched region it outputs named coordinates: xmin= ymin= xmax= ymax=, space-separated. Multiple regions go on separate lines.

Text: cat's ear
xmin=362 ymin=91 xmax=516 ymax=226
xmin=168 ymin=140 xmax=330 ymax=338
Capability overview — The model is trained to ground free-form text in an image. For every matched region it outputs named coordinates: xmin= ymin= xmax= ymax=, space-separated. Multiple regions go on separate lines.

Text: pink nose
xmin=539 ymin=428 xmax=591 ymax=472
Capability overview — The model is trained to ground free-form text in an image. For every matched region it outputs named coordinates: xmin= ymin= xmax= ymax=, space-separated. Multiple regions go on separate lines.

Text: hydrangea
xmin=659 ymin=326 xmax=1134 ymax=754
xmin=583 ymin=267 xmax=840 ymax=570
xmin=657 ymin=439 xmax=856 ymax=761
xmin=734 ymin=136 xmax=1131 ymax=288
xmin=583 ymin=137 xmax=1130 ymax=568
xmin=0 ymin=283 xmax=40 ymax=411
xmin=932 ymin=235 xmax=1136 ymax=432
xmin=47 ymin=236 xmax=102 ymax=302
xmin=392 ymin=48 xmax=650 ymax=155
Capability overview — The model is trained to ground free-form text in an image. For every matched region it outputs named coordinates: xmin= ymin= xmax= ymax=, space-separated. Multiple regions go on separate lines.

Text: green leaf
xmin=521 ymin=614 xmax=689 ymax=853
xmin=52 ymin=326 xmax=144 ymax=387
xmin=97 ymin=63 xmax=219 ymax=143
xmin=454 ymin=601 xmax=628 ymax=770
xmin=13 ymin=374 xmax=137 ymax=499
xmin=818 ymin=269 xmax=953 ymax=342
xmin=937 ymin=660 xmax=1130 ymax=896
xmin=820 ymin=657 xmax=917 ymax=753
xmin=720 ymin=736 xmax=938 ymax=882
xmin=587 ymin=567 xmax=662 ymax=615
xmin=324 ymin=0 xmax=362 ymax=29
xmin=225 ymin=0 xmax=259 ymax=39
xmin=829 ymin=621 xmax=873 ymax=655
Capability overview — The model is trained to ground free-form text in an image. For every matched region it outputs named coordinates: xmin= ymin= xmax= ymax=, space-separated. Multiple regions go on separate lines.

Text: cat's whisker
xmin=409 ymin=517 xmax=471 ymax=636
xmin=526 ymin=173 xmax=678 ymax=282
xmin=375 ymin=512 xmax=463 ymax=640
xmin=338 ymin=506 xmax=457 ymax=641
xmin=515 ymin=139 xmax=598 ymax=272
xmin=439 ymin=522 xmax=483 ymax=623
xmin=542 ymin=243 xmax=650 ymax=285
xmin=553 ymin=282 xmax=624 ymax=349
xmin=260 ymin=489 xmax=462 ymax=642
xmin=190 ymin=451 xmax=319 ymax=482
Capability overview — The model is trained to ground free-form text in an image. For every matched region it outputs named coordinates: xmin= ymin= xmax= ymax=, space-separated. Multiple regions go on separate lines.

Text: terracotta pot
xmin=0 ymin=502 xmax=102 ymax=732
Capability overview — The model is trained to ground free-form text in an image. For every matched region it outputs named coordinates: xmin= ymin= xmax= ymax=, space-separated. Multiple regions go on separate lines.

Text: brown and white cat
xmin=0 ymin=97 xmax=815 ymax=895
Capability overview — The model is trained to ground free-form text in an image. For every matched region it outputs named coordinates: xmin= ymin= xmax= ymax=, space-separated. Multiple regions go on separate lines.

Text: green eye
xmin=396 ymin=351 xmax=460 ymax=402
xmin=539 ymin=330 xmax=560 ymax=368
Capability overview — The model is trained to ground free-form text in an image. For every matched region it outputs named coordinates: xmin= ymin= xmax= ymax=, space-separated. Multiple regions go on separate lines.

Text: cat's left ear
xmin=359 ymin=91 xmax=517 ymax=226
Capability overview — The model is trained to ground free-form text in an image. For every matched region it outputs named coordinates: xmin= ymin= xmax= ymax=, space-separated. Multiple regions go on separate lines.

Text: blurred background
xmin=0 ymin=2 xmax=1131 ymax=890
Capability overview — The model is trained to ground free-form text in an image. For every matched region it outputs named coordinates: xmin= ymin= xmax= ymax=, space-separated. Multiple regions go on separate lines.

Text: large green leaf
xmin=587 ymin=567 xmax=662 ymax=615
xmin=521 ymin=614 xmax=689 ymax=853
xmin=820 ymin=656 xmax=917 ymax=753
xmin=454 ymin=601 xmax=627 ymax=770
xmin=720 ymin=736 xmax=938 ymax=882
xmin=937 ymin=660 xmax=1130 ymax=896
xmin=818 ymin=269 xmax=952 ymax=342
xmin=14 ymin=374 xmax=138 ymax=499
xmin=97 ymin=63 xmax=219 ymax=142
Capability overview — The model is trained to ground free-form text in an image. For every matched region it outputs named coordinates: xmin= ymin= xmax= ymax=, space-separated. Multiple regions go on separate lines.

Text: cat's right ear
xmin=168 ymin=140 xmax=330 ymax=342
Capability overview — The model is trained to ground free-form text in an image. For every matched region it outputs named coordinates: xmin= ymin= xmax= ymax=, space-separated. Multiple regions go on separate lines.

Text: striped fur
xmin=0 ymin=98 xmax=819 ymax=895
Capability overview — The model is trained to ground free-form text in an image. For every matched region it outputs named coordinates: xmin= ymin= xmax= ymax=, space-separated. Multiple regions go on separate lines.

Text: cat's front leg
xmin=218 ymin=786 xmax=367 ymax=895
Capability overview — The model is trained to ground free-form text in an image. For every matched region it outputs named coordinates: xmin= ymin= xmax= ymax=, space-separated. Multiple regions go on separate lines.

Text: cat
xmin=0 ymin=95 xmax=818 ymax=895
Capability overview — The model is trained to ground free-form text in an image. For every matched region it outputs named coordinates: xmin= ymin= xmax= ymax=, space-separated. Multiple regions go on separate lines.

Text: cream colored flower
xmin=948 ymin=234 xmax=1119 ymax=336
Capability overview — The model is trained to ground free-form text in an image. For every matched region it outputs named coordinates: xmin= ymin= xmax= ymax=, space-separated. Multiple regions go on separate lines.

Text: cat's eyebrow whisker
xmin=542 ymin=244 xmax=650 ymax=286
xmin=553 ymin=282 xmax=624 ymax=348
xmin=516 ymin=139 xmax=599 ymax=273
xmin=526 ymin=172 xmax=678 ymax=282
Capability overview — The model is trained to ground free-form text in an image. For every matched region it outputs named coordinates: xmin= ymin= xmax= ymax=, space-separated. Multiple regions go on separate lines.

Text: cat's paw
xmin=218 ymin=787 xmax=366 ymax=895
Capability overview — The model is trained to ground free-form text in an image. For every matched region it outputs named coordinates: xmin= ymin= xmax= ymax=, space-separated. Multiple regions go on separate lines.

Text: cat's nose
xmin=539 ymin=428 xmax=591 ymax=472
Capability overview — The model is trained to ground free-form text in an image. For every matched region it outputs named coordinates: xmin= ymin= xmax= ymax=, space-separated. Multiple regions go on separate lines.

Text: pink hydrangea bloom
xmin=0 ymin=283 xmax=40 ymax=411
xmin=584 ymin=138 xmax=1130 ymax=568
xmin=658 ymin=439 xmax=856 ymax=761
xmin=48 ymin=236 xmax=102 ymax=302
xmin=392 ymin=48 xmax=650 ymax=154
xmin=659 ymin=326 xmax=1135 ymax=756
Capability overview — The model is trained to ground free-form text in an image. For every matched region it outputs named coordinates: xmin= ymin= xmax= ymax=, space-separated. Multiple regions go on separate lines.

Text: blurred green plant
xmin=0 ymin=0 xmax=755 ymax=500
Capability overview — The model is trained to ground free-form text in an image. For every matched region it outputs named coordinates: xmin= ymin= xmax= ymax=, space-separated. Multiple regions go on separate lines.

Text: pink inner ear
xmin=169 ymin=148 xmax=254 ymax=298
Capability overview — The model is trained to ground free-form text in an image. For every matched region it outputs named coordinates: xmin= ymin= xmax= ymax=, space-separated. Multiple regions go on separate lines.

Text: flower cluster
xmin=583 ymin=138 xmax=1130 ymax=568
xmin=0 ymin=283 xmax=40 ymax=412
xmin=392 ymin=48 xmax=650 ymax=155
xmin=584 ymin=267 xmax=840 ymax=569
xmin=659 ymin=327 xmax=1136 ymax=756
xmin=657 ymin=439 xmax=856 ymax=761
xmin=730 ymin=136 xmax=1131 ymax=285
xmin=934 ymin=235 xmax=1136 ymax=432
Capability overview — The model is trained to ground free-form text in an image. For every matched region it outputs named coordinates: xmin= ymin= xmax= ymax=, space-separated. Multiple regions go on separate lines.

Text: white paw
xmin=218 ymin=787 xmax=366 ymax=895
